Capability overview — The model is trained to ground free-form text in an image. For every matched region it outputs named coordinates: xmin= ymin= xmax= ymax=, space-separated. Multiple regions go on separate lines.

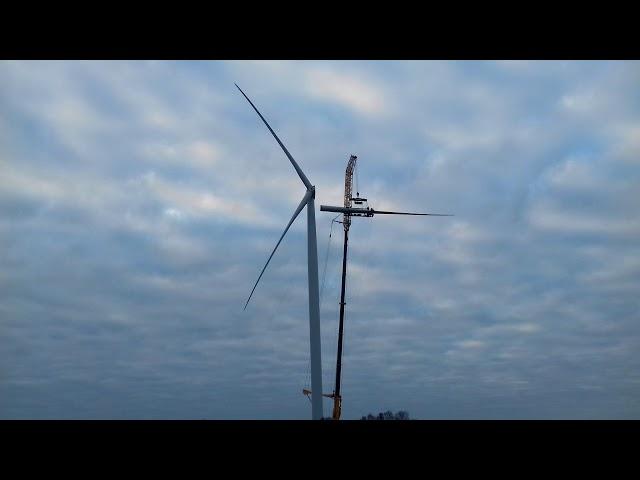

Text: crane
xmin=320 ymin=155 xmax=452 ymax=420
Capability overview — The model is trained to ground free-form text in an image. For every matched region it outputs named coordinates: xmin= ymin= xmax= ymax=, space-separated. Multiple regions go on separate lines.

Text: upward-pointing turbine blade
xmin=370 ymin=210 xmax=453 ymax=216
xmin=235 ymin=83 xmax=312 ymax=190
xmin=244 ymin=189 xmax=313 ymax=310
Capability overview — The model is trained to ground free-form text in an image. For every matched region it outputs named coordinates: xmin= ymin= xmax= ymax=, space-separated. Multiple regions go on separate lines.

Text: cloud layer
xmin=1 ymin=60 xmax=639 ymax=419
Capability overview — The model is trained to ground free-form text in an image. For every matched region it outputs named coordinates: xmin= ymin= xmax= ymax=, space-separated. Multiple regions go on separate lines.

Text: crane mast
xmin=330 ymin=154 xmax=357 ymax=420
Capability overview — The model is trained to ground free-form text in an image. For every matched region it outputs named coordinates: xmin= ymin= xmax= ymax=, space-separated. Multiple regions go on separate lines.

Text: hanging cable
xmin=306 ymin=214 xmax=341 ymax=399
xmin=320 ymin=214 xmax=341 ymax=301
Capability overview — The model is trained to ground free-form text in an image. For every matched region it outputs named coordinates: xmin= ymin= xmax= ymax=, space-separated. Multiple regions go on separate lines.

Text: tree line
xmin=360 ymin=410 xmax=410 ymax=420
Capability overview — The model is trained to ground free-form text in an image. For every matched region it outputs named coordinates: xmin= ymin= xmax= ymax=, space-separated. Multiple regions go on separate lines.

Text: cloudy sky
xmin=1 ymin=60 xmax=639 ymax=419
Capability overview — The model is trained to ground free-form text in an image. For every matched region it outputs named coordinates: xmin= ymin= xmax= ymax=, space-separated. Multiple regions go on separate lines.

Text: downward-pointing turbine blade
xmin=235 ymin=83 xmax=312 ymax=190
xmin=244 ymin=190 xmax=313 ymax=310
xmin=371 ymin=210 xmax=453 ymax=216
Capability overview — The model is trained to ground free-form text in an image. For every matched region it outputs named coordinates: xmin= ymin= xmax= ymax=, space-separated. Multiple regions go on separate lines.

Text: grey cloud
xmin=1 ymin=60 xmax=639 ymax=419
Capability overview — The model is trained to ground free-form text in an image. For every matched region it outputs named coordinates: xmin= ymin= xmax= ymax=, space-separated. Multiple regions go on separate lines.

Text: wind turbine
xmin=236 ymin=84 xmax=324 ymax=420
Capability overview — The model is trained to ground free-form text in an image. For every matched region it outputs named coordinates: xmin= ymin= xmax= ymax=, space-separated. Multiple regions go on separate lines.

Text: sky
xmin=1 ymin=60 xmax=639 ymax=419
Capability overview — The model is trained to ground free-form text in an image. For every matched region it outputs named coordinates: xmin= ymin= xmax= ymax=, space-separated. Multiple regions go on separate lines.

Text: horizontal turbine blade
xmin=320 ymin=205 xmax=452 ymax=216
xmin=244 ymin=190 xmax=312 ymax=310
xmin=371 ymin=210 xmax=453 ymax=216
xmin=235 ymin=83 xmax=312 ymax=190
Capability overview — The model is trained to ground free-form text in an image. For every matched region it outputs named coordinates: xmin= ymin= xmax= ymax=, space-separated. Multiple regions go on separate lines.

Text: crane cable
xmin=304 ymin=214 xmax=341 ymax=400
xmin=354 ymin=162 xmax=360 ymax=198
xmin=320 ymin=214 xmax=342 ymax=300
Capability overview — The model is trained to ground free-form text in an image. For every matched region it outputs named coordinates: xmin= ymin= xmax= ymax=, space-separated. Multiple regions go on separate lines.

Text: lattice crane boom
xmin=343 ymin=155 xmax=357 ymax=232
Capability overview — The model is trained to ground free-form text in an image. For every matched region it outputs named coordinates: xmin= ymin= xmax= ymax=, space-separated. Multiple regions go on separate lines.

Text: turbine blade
xmin=370 ymin=210 xmax=453 ymax=216
xmin=244 ymin=190 xmax=312 ymax=310
xmin=235 ymin=83 xmax=312 ymax=190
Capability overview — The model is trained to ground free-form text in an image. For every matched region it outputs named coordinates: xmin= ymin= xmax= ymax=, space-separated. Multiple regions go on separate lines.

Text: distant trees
xmin=395 ymin=410 xmax=410 ymax=420
xmin=360 ymin=410 xmax=410 ymax=420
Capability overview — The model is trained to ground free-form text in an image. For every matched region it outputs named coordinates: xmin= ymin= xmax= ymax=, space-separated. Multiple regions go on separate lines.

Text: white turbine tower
xmin=237 ymin=84 xmax=324 ymax=420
